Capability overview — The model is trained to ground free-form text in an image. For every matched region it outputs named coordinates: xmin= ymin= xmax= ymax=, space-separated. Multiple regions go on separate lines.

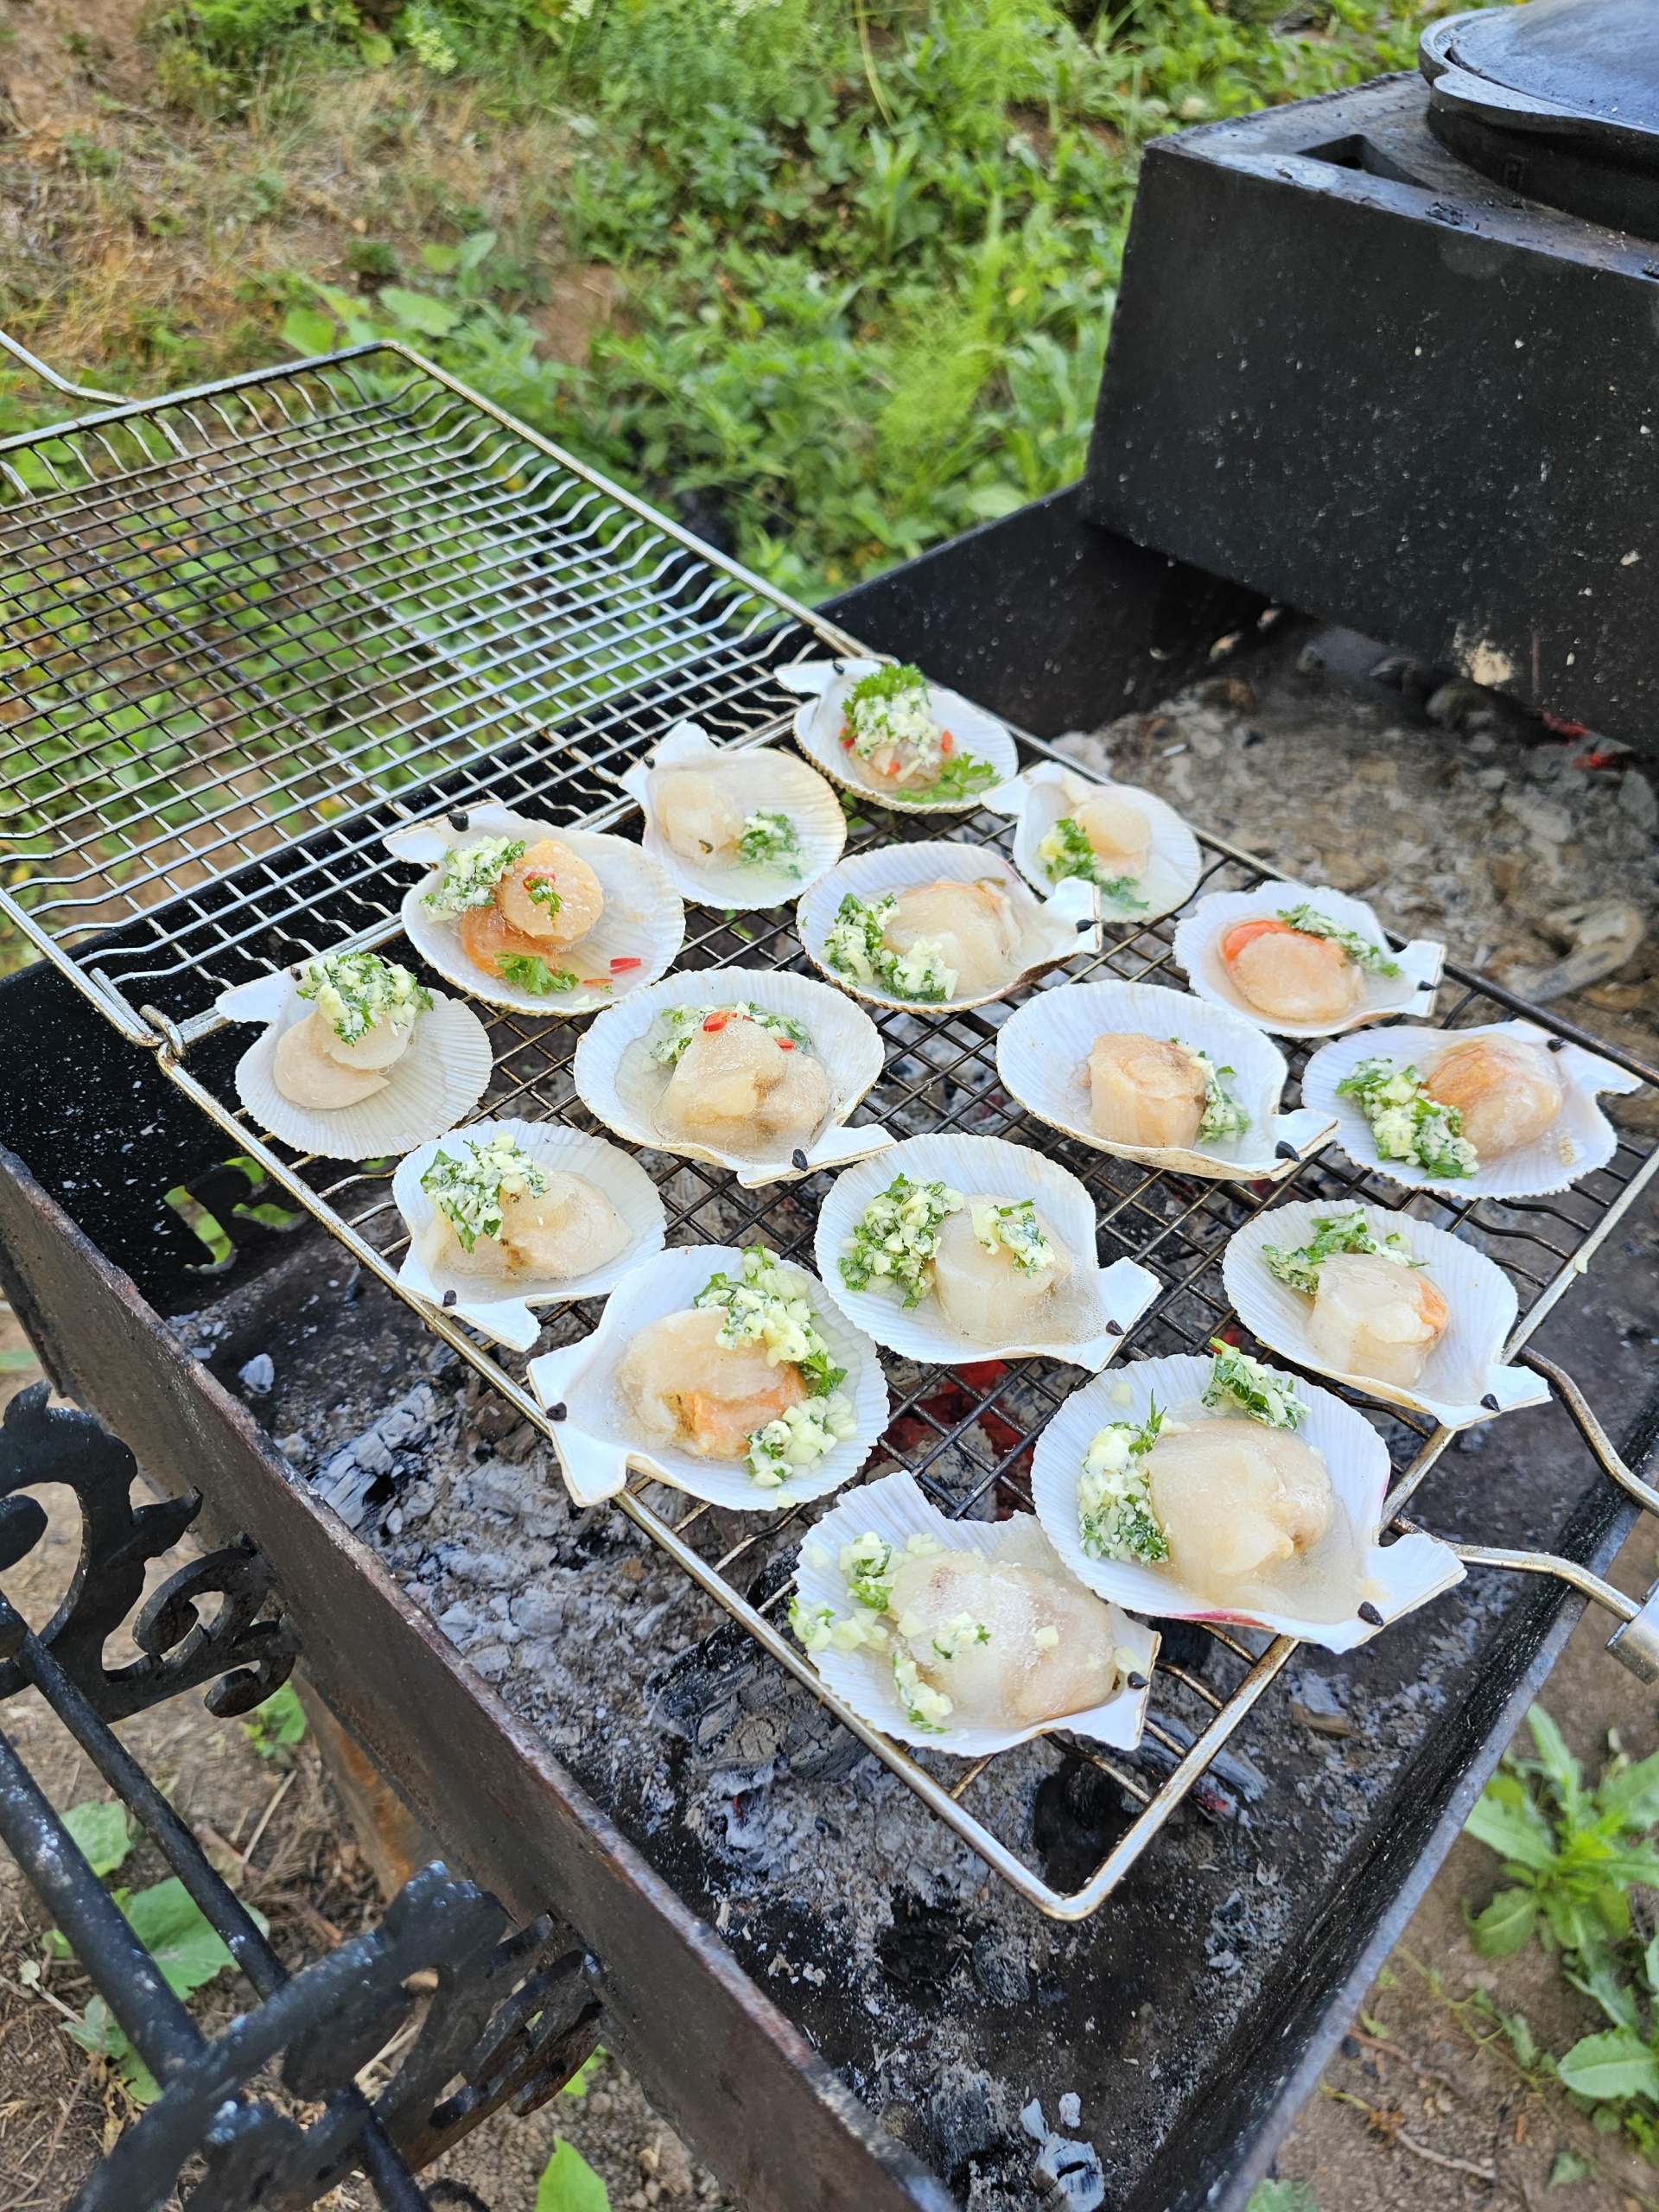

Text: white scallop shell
xmin=1173 ymin=879 xmax=1444 ymax=1038
xmin=776 ymin=658 xmax=1020 ymax=813
xmin=1300 ymin=1020 xmax=1641 ymax=1199
xmin=391 ymin=1116 xmax=667 ymax=1353
xmin=985 ymin=760 xmax=1203 ymax=925
xmin=219 ymin=970 xmax=493 ymax=1161
xmin=995 ymin=978 xmax=1335 ymax=1182
xmin=385 ymin=804 xmax=685 ymax=1018
xmin=524 ymin=1245 xmax=890 ymax=1512
xmin=1030 ymin=1352 xmax=1465 ymax=1653
xmin=796 ymin=842 xmax=1096 ymax=1014
xmin=792 ymin=1470 xmax=1158 ymax=1758
xmin=1222 ymin=1201 xmax=1552 ymax=1430
xmin=572 ymin=967 xmax=894 ymax=1190
xmin=619 ymin=719 xmax=846 ymax=910
xmin=814 ymin=1135 xmax=1158 ymax=1370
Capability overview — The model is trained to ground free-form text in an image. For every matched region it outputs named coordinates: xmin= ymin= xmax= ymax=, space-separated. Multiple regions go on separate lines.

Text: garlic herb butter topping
xmin=296 ymin=950 xmax=430 ymax=1046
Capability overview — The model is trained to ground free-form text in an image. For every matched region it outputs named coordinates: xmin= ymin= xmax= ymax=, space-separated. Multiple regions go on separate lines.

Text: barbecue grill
xmin=3 ymin=36 xmax=1659 ymax=2201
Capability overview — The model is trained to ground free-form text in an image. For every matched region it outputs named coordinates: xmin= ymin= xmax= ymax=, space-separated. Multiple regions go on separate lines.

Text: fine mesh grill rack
xmin=5 ymin=341 xmax=1659 ymax=1919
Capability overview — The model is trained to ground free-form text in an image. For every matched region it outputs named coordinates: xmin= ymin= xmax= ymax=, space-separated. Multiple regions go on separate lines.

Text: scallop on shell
xmin=797 ymin=842 xmax=1097 ymax=1014
xmin=1173 ymin=878 xmax=1444 ymax=1039
xmin=776 ymin=658 xmax=1020 ymax=813
xmin=572 ymin=966 xmax=894 ymax=1188
xmin=385 ymin=804 xmax=684 ymax=1018
xmin=987 ymin=760 xmax=1203 ymax=925
xmin=995 ymin=978 xmax=1336 ymax=1182
xmin=620 ymin=718 xmax=846 ymax=910
xmin=393 ymin=1116 xmax=667 ymax=1352
xmin=1300 ymin=1020 xmax=1640 ymax=1200
xmin=1030 ymin=1352 xmax=1465 ymax=1653
xmin=1223 ymin=1200 xmax=1552 ymax=1430
xmin=815 ymin=1134 xmax=1158 ymax=1369
xmin=219 ymin=969 xmax=493 ymax=1160
xmin=525 ymin=1244 xmax=890 ymax=1511
xmin=791 ymin=1471 xmax=1157 ymax=1758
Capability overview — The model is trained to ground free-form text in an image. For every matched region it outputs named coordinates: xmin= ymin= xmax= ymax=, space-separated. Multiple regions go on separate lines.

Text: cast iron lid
xmin=1421 ymin=0 xmax=1659 ymax=238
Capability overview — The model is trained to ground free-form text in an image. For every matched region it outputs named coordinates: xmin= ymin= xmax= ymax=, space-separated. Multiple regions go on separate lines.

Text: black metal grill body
xmin=1083 ymin=68 xmax=1659 ymax=748
xmin=0 ymin=349 xmax=1656 ymax=2210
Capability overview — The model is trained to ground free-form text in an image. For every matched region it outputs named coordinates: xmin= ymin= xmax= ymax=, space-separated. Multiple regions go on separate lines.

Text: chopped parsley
xmin=840 ymin=1174 xmax=963 ymax=1306
xmin=1336 ymin=1058 xmax=1478 ymax=1179
xmin=1189 ymin=1047 xmax=1250 ymax=1144
xmin=650 ymin=1002 xmax=811 ymax=1067
xmin=747 ymin=1395 xmax=857 ymax=1488
xmin=420 ymin=1133 xmax=548 ymax=1253
xmin=892 ymin=1649 xmax=955 ymax=1730
xmin=496 ymin=953 xmax=579 ymax=996
xmin=736 ymin=810 xmax=802 ymax=872
xmin=1035 ymin=816 xmax=1147 ymax=908
xmin=526 ymin=876 xmax=562 ymax=912
xmin=1276 ymin=904 xmax=1401 ymax=979
xmin=823 ymin=891 xmax=957 ymax=1001
xmin=424 ymin=836 xmax=525 ymax=915
xmin=694 ymin=1244 xmax=845 ymax=1397
xmin=1261 ymin=1211 xmax=1421 ymax=1297
xmin=886 ymin=752 xmax=1000 ymax=807
xmin=1203 ymin=1341 xmax=1306 ymax=1430
xmin=840 ymin=664 xmax=995 ymax=804
xmin=969 ymin=1197 xmax=1055 ymax=1276
xmin=296 ymin=950 xmax=429 ymax=1046
xmin=1078 ymin=1406 xmax=1169 ymax=1564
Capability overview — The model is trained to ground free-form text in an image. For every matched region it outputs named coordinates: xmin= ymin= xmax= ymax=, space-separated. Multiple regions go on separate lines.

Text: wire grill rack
xmin=4 ymin=344 xmax=1659 ymax=1918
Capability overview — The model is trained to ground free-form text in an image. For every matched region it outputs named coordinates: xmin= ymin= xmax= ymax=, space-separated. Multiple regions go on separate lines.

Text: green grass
xmin=152 ymin=0 xmax=1504 ymax=601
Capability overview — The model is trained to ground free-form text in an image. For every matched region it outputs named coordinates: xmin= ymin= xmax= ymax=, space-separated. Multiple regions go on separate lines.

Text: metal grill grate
xmin=4 ymin=346 xmax=1657 ymax=1917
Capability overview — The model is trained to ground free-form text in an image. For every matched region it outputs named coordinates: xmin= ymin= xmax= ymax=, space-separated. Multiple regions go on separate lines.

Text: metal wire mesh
xmin=165 ymin=804 xmax=1659 ymax=1916
xmin=3 ymin=346 xmax=1656 ymax=1916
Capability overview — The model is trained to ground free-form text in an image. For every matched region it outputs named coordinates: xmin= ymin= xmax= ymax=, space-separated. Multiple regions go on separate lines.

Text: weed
xmin=242 ymin=1679 xmax=308 ymax=1763
xmin=536 ymin=2136 xmax=609 ymax=2210
xmin=1464 ymin=1706 xmax=1659 ymax=2163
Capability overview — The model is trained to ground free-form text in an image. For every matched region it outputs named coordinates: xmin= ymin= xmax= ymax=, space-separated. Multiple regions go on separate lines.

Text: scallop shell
xmin=385 ymin=804 xmax=684 ymax=1018
xmin=776 ymin=658 xmax=1020 ymax=813
xmin=1030 ymin=1352 xmax=1465 ymax=1653
xmin=791 ymin=1471 xmax=1158 ymax=1758
xmin=219 ymin=970 xmax=493 ymax=1161
xmin=1223 ymin=1200 xmax=1552 ymax=1430
xmin=1173 ymin=879 xmax=1444 ymax=1038
xmin=1300 ymin=1020 xmax=1641 ymax=1199
xmin=986 ymin=760 xmax=1203 ymax=925
xmin=619 ymin=719 xmax=846 ymax=910
xmin=814 ymin=1135 xmax=1158 ymax=1369
xmin=995 ymin=978 xmax=1335 ymax=1182
xmin=797 ymin=842 xmax=1096 ymax=1015
xmin=524 ymin=1244 xmax=890 ymax=1511
xmin=572 ymin=967 xmax=894 ymax=1190
xmin=392 ymin=1116 xmax=667 ymax=1353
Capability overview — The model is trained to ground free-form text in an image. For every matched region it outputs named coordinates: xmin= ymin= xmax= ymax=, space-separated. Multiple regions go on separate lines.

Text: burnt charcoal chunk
xmin=1033 ymin=1758 xmax=1139 ymax=1895
xmin=876 ymin=1893 xmax=988 ymax=2002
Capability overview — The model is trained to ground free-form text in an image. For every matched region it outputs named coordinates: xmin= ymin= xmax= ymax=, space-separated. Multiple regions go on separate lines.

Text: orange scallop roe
xmin=458 ymin=902 xmax=562 ymax=979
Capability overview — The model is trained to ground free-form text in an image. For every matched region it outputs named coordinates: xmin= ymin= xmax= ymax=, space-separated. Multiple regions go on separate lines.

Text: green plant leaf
xmin=1548 ymin=2146 xmax=1592 ymax=2186
xmin=242 ymin=1680 xmax=307 ymax=1761
xmin=560 ymin=2046 xmax=607 ymax=2099
xmin=1556 ymin=2026 xmax=1659 ymax=2104
xmin=1468 ymin=1888 xmax=1538 ymax=1958
xmin=1501 ymin=2009 xmax=1536 ymax=2068
xmin=1245 ymin=2185 xmax=1318 ymax=2212
xmin=1465 ymin=1781 xmax=1559 ymax=1873
xmin=281 ymin=307 xmax=340 ymax=358
xmin=1595 ymin=1746 xmax=1659 ymax=1829
xmin=121 ymin=1879 xmax=264 ymax=2002
xmin=64 ymin=1997 xmax=162 ymax=2104
xmin=378 ymin=288 xmax=463 ymax=338
xmin=1567 ymin=1945 xmax=1642 ymax=2033
xmin=1527 ymin=1706 xmax=1588 ymax=1816
xmin=421 ymin=244 xmax=461 ymax=275
xmin=536 ymin=2138 xmax=610 ymax=2212
xmin=62 ymin=1800 xmax=131 ymax=1879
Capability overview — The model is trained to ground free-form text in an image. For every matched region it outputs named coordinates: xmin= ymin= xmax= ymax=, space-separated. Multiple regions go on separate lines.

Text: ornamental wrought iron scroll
xmin=0 ymin=1380 xmax=298 ymax=1718
xmin=74 ymin=1866 xmax=600 ymax=2212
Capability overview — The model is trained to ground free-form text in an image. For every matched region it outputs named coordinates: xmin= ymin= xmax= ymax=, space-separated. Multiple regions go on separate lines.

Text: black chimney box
xmin=1084 ymin=1 xmax=1659 ymax=746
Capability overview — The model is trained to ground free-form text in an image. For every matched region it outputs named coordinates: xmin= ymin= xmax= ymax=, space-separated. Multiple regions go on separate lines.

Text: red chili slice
xmin=940 ymin=730 xmax=954 ymax=753
xmin=703 ymin=1012 xmax=734 ymax=1031
xmin=611 ymin=956 xmax=642 ymax=971
xmin=776 ymin=1037 xmax=795 ymax=1050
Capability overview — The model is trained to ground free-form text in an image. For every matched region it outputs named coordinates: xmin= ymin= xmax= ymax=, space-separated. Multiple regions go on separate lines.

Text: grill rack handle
xmin=1397 ymin=1346 xmax=1659 ymax=1681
